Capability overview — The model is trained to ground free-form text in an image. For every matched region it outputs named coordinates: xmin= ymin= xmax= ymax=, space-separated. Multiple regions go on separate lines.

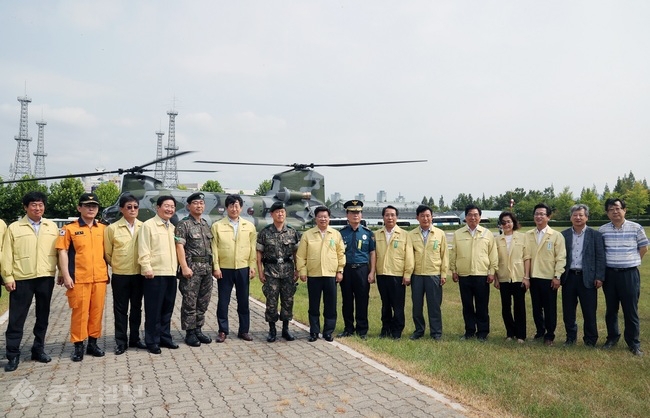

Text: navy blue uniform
xmin=339 ymin=225 xmax=375 ymax=336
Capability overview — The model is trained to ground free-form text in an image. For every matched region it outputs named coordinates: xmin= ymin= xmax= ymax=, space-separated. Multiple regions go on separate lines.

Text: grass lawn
xmin=250 ymin=226 xmax=650 ymax=418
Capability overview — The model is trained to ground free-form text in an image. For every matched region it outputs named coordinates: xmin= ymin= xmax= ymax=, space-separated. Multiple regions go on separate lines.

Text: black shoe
xmin=323 ymin=334 xmax=334 ymax=342
xmin=379 ymin=332 xmax=389 ymax=339
xmin=358 ymin=334 xmax=367 ymax=340
xmin=563 ymin=339 xmax=576 ymax=346
xmin=337 ymin=331 xmax=353 ymax=338
xmin=281 ymin=320 xmax=295 ymax=341
xmin=630 ymin=347 xmax=644 ymax=357
xmin=267 ymin=323 xmax=277 ymax=343
xmin=477 ymin=337 xmax=487 ymax=342
xmin=147 ymin=345 xmax=162 ymax=355
xmin=602 ymin=340 xmax=617 ymax=350
xmin=160 ymin=341 xmax=179 ymax=349
xmin=533 ymin=333 xmax=544 ymax=340
xmin=185 ymin=330 xmax=201 ymax=347
xmin=195 ymin=327 xmax=212 ymax=344
xmin=129 ymin=340 xmax=148 ymax=349
xmin=87 ymin=341 xmax=106 ymax=357
xmin=72 ymin=343 xmax=85 ymax=362
xmin=460 ymin=334 xmax=475 ymax=340
xmin=31 ymin=351 xmax=52 ymax=363
xmin=5 ymin=356 xmax=19 ymax=372
xmin=115 ymin=345 xmax=127 ymax=355
xmin=308 ymin=333 xmax=318 ymax=342
xmin=409 ymin=334 xmax=423 ymax=340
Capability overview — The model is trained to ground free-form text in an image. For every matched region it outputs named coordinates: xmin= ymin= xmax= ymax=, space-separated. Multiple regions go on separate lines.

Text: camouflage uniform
xmin=256 ymin=224 xmax=301 ymax=322
xmin=175 ymin=216 xmax=214 ymax=330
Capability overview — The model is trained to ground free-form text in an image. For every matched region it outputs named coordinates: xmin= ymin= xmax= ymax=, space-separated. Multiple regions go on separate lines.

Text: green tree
xmin=438 ymin=195 xmax=448 ymax=212
xmin=613 ymin=171 xmax=636 ymax=195
xmin=421 ymin=196 xmax=428 ymax=205
xmin=451 ymin=193 xmax=473 ymax=211
xmin=93 ymin=182 xmax=120 ymax=208
xmin=48 ymin=178 xmax=85 ymax=218
xmin=0 ymin=177 xmax=48 ymax=222
xmin=201 ymin=180 xmax=224 ymax=193
xmin=578 ymin=186 xmax=605 ymax=220
xmin=553 ymin=186 xmax=575 ymax=221
xmin=255 ymin=180 xmax=272 ymax=196
xmin=624 ymin=181 xmax=649 ymax=219
xmin=177 ymin=184 xmax=188 ymax=191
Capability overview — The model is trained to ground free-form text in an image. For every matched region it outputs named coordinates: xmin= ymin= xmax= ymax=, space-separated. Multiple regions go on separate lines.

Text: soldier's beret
xmin=270 ymin=201 xmax=285 ymax=212
xmin=187 ymin=192 xmax=205 ymax=204
xmin=344 ymin=200 xmax=363 ymax=212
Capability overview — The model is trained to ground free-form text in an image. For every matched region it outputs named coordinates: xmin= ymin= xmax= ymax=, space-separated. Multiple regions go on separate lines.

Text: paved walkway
xmin=0 ymin=283 xmax=467 ymax=417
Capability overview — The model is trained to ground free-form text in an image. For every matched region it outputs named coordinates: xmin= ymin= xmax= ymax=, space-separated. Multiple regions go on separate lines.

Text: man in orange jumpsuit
xmin=57 ymin=192 xmax=109 ymax=362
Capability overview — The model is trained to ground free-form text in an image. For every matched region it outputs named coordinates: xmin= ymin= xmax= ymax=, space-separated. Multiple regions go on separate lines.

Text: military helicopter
xmin=2 ymin=153 xmax=426 ymax=230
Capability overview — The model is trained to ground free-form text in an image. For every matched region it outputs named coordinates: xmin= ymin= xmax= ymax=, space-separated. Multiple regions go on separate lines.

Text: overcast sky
xmin=1 ymin=1 xmax=648 ymax=205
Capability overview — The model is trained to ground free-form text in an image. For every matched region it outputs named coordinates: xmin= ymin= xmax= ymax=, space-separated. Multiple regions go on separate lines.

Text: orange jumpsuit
xmin=56 ymin=219 xmax=109 ymax=343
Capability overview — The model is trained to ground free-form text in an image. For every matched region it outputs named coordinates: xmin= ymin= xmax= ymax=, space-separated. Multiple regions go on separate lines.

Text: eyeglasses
xmin=125 ymin=205 xmax=139 ymax=210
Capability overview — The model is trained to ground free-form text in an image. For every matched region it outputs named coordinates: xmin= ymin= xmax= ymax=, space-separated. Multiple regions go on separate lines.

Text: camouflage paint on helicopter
xmin=101 ymin=172 xmax=321 ymax=231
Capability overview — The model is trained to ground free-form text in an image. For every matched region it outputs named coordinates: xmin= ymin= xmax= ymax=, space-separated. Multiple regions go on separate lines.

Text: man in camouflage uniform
xmin=256 ymin=202 xmax=301 ymax=342
xmin=175 ymin=192 xmax=214 ymax=347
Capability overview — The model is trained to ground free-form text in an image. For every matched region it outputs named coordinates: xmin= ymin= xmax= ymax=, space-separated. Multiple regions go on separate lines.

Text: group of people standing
xmin=2 ymin=191 xmax=647 ymax=373
xmin=294 ymin=198 xmax=648 ymax=359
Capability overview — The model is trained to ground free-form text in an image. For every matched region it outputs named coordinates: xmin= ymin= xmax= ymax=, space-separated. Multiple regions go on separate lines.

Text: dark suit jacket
xmin=560 ymin=227 xmax=606 ymax=288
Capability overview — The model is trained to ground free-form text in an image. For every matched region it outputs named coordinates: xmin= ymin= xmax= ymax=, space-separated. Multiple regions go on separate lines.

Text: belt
xmin=346 ymin=263 xmax=366 ymax=269
xmin=190 ymin=256 xmax=210 ymax=263
xmin=606 ymin=266 xmax=637 ymax=272
xmin=569 ymin=269 xmax=582 ymax=275
xmin=263 ymin=256 xmax=293 ymax=264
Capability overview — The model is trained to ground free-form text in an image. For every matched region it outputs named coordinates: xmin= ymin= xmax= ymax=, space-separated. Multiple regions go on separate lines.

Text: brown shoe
xmin=215 ymin=332 xmax=227 ymax=343
xmin=237 ymin=332 xmax=253 ymax=342
xmin=544 ymin=340 xmax=554 ymax=346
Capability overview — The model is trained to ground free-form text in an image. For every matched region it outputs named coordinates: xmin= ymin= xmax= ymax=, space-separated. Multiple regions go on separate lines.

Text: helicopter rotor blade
xmin=194 ymin=160 xmax=427 ymax=171
xmin=0 ymin=151 xmax=197 ymax=185
xmin=194 ymin=161 xmax=290 ymax=167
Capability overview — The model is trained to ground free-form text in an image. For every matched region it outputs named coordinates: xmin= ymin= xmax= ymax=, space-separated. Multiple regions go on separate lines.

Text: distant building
xmin=376 ymin=190 xmax=387 ymax=202
xmin=84 ymin=170 xmax=120 ymax=192
xmin=180 ymin=182 xmax=200 ymax=191
xmin=355 ymin=193 xmax=366 ymax=201
xmin=330 ymin=192 xmax=341 ymax=205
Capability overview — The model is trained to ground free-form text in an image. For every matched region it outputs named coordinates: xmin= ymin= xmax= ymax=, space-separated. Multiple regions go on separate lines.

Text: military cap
xmin=79 ymin=192 xmax=100 ymax=205
xmin=270 ymin=201 xmax=285 ymax=212
xmin=187 ymin=192 xmax=205 ymax=204
xmin=344 ymin=200 xmax=364 ymax=212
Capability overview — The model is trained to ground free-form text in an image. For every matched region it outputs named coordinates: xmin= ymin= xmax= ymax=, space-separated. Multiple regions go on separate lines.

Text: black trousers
xmin=498 ymin=282 xmax=527 ymax=340
xmin=143 ymin=275 xmax=177 ymax=346
xmin=340 ymin=264 xmax=370 ymax=335
xmin=603 ymin=267 xmax=640 ymax=349
xmin=111 ymin=273 xmax=144 ymax=346
xmin=458 ymin=275 xmax=490 ymax=338
xmin=411 ymin=275 xmax=443 ymax=338
xmin=217 ymin=268 xmax=250 ymax=335
xmin=529 ymin=277 xmax=558 ymax=341
xmin=562 ymin=271 xmax=598 ymax=345
xmin=307 ymin=277 xmax=337 ymax=336
xmin=376 ymin=275 xmax=406 ymax=338
xmin=5 ymin=277 xmax=54 ymax=358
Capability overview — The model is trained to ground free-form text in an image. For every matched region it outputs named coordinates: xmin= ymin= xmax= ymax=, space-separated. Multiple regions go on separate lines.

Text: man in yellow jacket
xmin=296 ymin=206 xmax=346 ymax=342
xmin=525 ymin=203 xmax=566 ymax=346
xmin=104 ymin=193 xmax=146 ymax=355
xmin=3 ymin=192 xmax=58 ymax=372
xmin=450 ymin=205 xmax=498 ymax=341
xmin=211 ymin=194 xmax=257 ymax=342
xmin=375 ymin=205 xmax=414 ymax=339
xmin=137 ymin=195 xmax=179 ymax=354
xmin=407 ymin=205 xmax=448 ymax=340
